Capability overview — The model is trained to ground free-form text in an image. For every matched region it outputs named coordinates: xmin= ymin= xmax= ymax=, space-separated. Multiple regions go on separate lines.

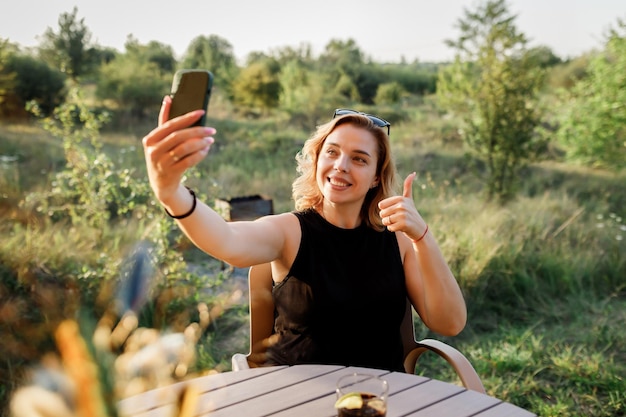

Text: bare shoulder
xmin=253 ymin=211 xmax=301 ymax=252
xmin=273 ymin=212 xmax=300 ymax=247
xmin=255 ymin=211 xmax=299 ymax=230
xmin=256 ymin=212 xmax=301 ymax=277
xmin=272 ymin=211 xmax=299 ymax=224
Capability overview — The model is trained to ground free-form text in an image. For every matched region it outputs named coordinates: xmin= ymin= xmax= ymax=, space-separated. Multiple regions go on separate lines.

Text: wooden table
xmin=118 ymin=364 xmax=535 ymax=417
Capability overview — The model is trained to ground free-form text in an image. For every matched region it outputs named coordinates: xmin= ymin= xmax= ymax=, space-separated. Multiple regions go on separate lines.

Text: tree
xmin=374 ymin=82 xmax=406 ymax=105
xmin=4 ymin=53 xmax=67 ymax=116
xmin=268 ymin=43 xmax=314 ymax=67
xmin=37 ymin=7 xmax=97 ymax=79
xmin=96 ymin=38 xmax=173 ymax=119
xmin=0 ymin=39 xmax=17 ymax=113
xmin=278 ymin=60 xmax=341 ymax=129
xmin=96 ymin=54 xmax=166 ymax=119
xmin=180 ymin=35 xmax=239 ymax=94
xmin=319 ymin=38 xmax=369 ymax=102
xmin=379 ymin=63 xmax=439 ymax=96
xmin=124 ymin=36 xmax=176 ymax=73
xmin=231 ymin=60 xmax=281 ymax=114
xmin=437 ymin=0 xmax=545 ymax=203
xmin=525 ymin=45 xmax=562 ymax=68
xmin=320 ymin=38 xmax=365 ymax=69
xmin=546 ymin=54 xmax=591 ymax=90
xmin=555 ymin=18 xmax=626 ymax=170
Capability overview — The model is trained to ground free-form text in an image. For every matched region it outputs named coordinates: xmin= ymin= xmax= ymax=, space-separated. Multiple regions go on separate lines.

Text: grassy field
xmin=1 ymin=100 xmax=625 ymax=416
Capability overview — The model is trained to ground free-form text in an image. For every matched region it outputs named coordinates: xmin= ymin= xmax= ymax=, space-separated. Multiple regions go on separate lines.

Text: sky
xmin=1 ymin=0 xmax=624 ymax=63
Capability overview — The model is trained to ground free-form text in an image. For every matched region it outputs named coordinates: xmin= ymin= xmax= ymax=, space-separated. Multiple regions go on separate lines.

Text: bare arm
xmin=142 ymin=97 xmax=289 ymax=267
xmin=378 ymin=173 xmax=467 ymax=336
xmin=399 ymin=232 xmax=467 ymax=336
xmin=168 ymin=193 xmax=289 ymax=267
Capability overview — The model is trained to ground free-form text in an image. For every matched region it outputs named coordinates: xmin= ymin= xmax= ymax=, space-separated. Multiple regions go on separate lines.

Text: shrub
xmin=4 ymin=54 xmax=67 ymax=117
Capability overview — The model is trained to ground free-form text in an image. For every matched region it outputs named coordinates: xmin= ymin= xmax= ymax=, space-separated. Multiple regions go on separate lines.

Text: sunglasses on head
xmin=333 ymin=108 xmax=391 ymax=136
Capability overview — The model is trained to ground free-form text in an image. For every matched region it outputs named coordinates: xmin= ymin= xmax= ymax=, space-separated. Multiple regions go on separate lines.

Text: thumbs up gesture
xmin=378 ymin=172 xmax=428 ymax=241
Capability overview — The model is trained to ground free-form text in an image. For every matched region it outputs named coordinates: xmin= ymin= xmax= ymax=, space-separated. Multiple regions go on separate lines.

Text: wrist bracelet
xmin=164 ymin=186 xmax=197 ymax=219
xmin=412 ymin=224 xmax=429 ymax=243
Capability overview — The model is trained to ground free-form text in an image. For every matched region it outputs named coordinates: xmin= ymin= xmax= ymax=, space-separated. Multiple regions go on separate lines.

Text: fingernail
xmin=203 ymin=127 xmax=216 ymax=135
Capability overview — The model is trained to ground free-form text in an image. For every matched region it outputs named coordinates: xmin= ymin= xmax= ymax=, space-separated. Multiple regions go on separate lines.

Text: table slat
xmin=203 ymin=366 xmax=389 ymax=417
xmin=404 ymin=388 xmax=500 ymax=416
xmin=268 ymin=370 xmax=430 ymax=417
xmin=193 ymin=364 xmax=343 ymax=416
xmin=117 ymin=366 xmax=287 ymax=417
xmin=386 ymin=379 xmax=465 ymax=417
xmin=475 ymin=401 xmax=537 ymax=416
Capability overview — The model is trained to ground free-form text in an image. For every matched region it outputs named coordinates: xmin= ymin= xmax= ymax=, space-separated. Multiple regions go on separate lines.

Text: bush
xmin=3 ymin=54 xmax=67 ymax=117
xmin=96 ymin=55 xmax=166 ymax=120
xmin=555 ymin=20 xmax=626 ymax=170
xmin=374 ymin=82 xmax=406 ymax=105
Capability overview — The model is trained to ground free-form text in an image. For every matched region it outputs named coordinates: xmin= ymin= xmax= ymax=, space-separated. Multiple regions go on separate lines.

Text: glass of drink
xmin=335 ymin=373 xmax=388 ymax=417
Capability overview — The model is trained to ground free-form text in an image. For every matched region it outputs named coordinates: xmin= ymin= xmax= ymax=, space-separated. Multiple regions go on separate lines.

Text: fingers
xmin=158 ymin=95 xmax=172 ymax=126
xmin=158 ymin=95 xmax=206 ymax=127
xmin=379 ymin=172 xmax=416 ymax=211
xmin=403 ymin=172 xmax=416 ymax=198
xmin=169 ymin=144 xmax=211 ymax=169
xmin=379 ymin=200 xmax=410 ymax=227
xmin=145 ymin=134 xmax=213 ymax=202
xmin=383 ymin=212 xmax=409 ymax=232
xmin=145 ymin=103 xmax=206 ymax=148
xmin=143 ymin=101 xmax=215 ymax=202
xmin=379 ymin=172 xmax=420 ymax=232
xmin=168 ymin=136 xmax=214 ymax=166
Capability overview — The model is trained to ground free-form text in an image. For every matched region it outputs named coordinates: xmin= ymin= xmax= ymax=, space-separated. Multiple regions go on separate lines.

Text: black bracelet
xmin=164 ymin=186 xmax=197 ymax=219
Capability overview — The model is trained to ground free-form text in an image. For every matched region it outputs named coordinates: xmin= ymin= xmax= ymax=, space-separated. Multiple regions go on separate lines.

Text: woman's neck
xmin=317 ymin=202 xmax=362 ymax=229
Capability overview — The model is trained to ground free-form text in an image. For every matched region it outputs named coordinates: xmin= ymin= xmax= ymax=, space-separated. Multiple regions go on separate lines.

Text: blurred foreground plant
xmin=9 ymin=242 xmax=210 ymax=417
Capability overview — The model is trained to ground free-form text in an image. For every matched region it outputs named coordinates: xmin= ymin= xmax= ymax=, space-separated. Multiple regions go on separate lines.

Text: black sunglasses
xmin=333 ymin=108 xmax=391 ymax=136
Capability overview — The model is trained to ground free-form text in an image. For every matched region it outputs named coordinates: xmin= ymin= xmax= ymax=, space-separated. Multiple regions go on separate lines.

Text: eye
xmin=353 ymin=156 xmax=368 ymax=164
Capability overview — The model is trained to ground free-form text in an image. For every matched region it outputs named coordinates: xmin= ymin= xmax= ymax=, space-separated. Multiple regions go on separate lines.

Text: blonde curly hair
xmin=292 ymin=113 xmax=398 ymax=231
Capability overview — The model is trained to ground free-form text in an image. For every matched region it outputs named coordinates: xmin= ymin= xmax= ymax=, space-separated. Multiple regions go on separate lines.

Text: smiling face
xmin=293 ymin=113 xmax=397 ymax=230
xmin=316 ymin=124 xmax=379 ymax=210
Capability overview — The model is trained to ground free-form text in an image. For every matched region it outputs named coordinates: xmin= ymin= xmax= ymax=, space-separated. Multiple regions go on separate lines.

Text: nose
xmin=334 ymin=156 xmax=349 ymax=173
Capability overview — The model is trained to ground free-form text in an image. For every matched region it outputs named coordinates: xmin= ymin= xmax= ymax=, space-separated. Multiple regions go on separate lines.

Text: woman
xmin=143 ymin=98 xmax=467 ymax=371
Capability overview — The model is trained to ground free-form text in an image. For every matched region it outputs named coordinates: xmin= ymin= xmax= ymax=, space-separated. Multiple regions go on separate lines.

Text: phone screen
xmin=168 ymin=70 xmax=213 ymax=126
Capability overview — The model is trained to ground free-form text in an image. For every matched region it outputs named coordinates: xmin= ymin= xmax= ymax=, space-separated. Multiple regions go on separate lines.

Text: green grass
xmin=415 ymin=296 xmax=626 ymax=416
xmin=1 ymin=105 xmax=625 ymax=417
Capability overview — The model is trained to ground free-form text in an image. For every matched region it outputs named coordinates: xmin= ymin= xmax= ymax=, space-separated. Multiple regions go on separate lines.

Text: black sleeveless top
xmin=266 ymin=209 xmax=407 ymax=371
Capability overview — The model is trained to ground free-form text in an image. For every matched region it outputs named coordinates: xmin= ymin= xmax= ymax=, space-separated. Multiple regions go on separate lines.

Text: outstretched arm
xmin=378 ymin=173 xmax=467 ymax=336
xmin=142 ymin=97 xmax=285 ymax=267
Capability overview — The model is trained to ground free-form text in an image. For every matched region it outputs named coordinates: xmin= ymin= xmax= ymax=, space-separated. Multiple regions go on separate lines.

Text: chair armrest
xmin=404 ymin=338 xmax=486 ymax=394
xmin=231 ymin=353 xmax=250 ymax=371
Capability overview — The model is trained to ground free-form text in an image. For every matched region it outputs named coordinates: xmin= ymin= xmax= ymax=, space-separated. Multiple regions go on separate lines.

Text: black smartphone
xmin=168 ymin=69 xmax=214 ymax=126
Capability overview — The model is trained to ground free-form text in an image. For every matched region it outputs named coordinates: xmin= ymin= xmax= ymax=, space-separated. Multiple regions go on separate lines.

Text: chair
xmin=231 ymin=264 xmax=486 ymax=393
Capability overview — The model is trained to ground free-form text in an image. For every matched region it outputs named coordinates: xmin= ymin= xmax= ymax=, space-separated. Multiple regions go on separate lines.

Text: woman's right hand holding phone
xmin=142 ymin=95 xmax=216 ymax=208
